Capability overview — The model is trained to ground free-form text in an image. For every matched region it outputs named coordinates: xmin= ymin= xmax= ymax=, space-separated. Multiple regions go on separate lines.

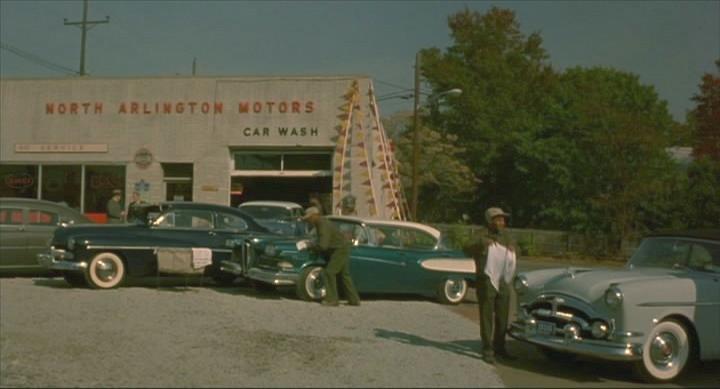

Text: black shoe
xmin=482 ymin=355 xmax=496 ymax=365
xmin=321 ymin=300 xmax=339 ymax=307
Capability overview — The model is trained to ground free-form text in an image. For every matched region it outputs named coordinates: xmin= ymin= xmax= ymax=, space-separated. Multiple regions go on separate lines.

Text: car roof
xmin=0 ymin=197 xmax=89 ymax=220
xmin=239 ymin=201 xmax=303 ymax=209
xmin=646 ymin=229 xmax=720 ymax=241
xmin=327 ymin=216 xmax=441 ymax=239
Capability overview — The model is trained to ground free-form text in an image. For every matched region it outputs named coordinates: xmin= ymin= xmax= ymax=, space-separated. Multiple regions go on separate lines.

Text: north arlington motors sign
xmin=0 ymin=76 xmax=407 ymax=219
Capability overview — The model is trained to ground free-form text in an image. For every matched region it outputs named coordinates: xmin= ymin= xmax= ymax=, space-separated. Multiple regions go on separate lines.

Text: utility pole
xmin=411 ymin=51 xmax=422 ymax=221
xmin=64 ymin=0 xmax=109 ymax=76
xmin=192 ymin=57 xmax=197 ymax=76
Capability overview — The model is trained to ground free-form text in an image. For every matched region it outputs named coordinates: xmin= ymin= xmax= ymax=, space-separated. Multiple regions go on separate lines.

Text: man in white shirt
xmin=463 ymin=207 xmax=518 ymax=364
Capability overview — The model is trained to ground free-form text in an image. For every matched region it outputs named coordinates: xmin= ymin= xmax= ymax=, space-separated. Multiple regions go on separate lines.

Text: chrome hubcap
xmin=445 ymin=280 xmax=465 ymax=300
xmin=306 ymin=268 xmax=326 ymax=299
xmin=95 ymin=258 xmax=117 ymax=282
xmin=650 ymin=332 xmax=678 ymax=367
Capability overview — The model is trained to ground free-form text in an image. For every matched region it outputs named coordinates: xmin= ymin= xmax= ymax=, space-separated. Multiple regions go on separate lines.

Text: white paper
xmin=296 ymin=240 xmax=309 ymax=251
xmin=191 ymin=247 xmax=213 ymax=269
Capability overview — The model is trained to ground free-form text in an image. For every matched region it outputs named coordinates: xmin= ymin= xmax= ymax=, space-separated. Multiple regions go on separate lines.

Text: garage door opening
xmin=230 ymin=176 xmax=332 ymax=208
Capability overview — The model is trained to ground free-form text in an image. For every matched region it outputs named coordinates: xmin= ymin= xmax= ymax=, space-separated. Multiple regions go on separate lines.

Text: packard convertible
xmin=37 ymin=202 xmax=272 ymax=288
xmin=510 ymin=230 xmax=720 ymax=382
xmin=245 ymin=216 xmax=475 ymax=304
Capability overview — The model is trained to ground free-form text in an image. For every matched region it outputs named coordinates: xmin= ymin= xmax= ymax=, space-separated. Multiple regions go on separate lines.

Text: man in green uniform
xmin=303 ymin=207 xmax=361 ymax=307
xmin=463 ymin=207 xmax=518 ymax=364
xmin=106 ymin=189 xmax=125 ymax=224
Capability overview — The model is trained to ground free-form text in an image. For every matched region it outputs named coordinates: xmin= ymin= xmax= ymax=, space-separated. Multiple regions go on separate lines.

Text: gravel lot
xmin=0 ymin=277 xmax=502 ymax=388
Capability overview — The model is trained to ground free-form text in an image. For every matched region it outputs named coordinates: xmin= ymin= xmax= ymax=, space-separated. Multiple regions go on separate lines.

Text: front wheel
xmin=296 ymin=266 xmax=326 ymax=301
xmin=437 ymin=278 xmax=468 ymax=304
xmin=85 ymin=252 xmax=126 ymax=289
xmin=633 ymin=319 xmax=693 ymax=383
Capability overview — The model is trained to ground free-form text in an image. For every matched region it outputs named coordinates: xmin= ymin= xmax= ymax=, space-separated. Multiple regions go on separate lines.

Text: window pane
xmin=154 ymin=209 xmax=212 ymax=229
xmin=166 ymin=182 xmax=193 ymax=202
xmin=162 ymin=163 xmax=193 ymax=178
xmin=216 ymin=212 xmax=248 ymax=231
xmin=84 ymin=166 xmax=126 ymax=213
xmin=283 ymin=154 xmax=331 ymax=171
xmin=28 ymin=210 xmax=58 ymax=225
xmin=0 ymin=208 xmax=24 ymax=225
xmin=234 ymin=154 xmax=281 ymax=170
xmin=0 ymin=165 xmax=38 ymax=198
xmin=240 ymin=205 xmax=290 ymax=219
xmin=42 ymin=165 xmax=81 ymax=210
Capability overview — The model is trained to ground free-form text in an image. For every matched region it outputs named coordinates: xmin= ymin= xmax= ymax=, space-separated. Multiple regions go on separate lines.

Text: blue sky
xmin=1 ymin=0 xmax=718 ymax=121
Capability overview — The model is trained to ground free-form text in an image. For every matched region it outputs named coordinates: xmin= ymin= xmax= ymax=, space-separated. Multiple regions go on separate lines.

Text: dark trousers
xmin=322 ymin=247 xmax=360 ymax=304
xmin=477 ymin=275 xmax=511 ymax=357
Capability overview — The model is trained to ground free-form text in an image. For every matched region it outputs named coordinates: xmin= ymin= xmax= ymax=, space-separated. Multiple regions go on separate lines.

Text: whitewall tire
xmin=296 ymin=266 xmax=326 ymax=301
xmin=86 ymin=252 xmax=126 ymax=289
xmin=437 ymin=278 xmax=468 ymax=305
xmin=634 ymin=319 xmax=692 ymax=383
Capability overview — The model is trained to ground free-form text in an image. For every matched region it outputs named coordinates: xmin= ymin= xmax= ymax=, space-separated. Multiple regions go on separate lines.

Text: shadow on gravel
xmin=374 ymin=328 xmax=482 ymax=360
xmin=31 ymin=278 xmax=72 ymax=289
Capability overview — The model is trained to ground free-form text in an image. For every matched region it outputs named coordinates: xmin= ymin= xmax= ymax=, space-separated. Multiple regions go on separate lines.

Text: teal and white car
xmin=245 ymin=216 xmax=475 ymax=304
xmin=510 ymin=230 xmax=720 ymax=382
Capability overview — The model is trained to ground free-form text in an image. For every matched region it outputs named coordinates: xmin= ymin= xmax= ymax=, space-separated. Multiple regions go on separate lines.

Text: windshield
xmin=239 ymin=206 xmax=292 ymax=220
xmin=629 ymin=237 xmax=720 ymax=272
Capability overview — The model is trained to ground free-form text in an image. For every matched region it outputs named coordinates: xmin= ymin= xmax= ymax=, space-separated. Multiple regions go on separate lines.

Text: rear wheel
xmin=63 ymin=272 xmax=87 ymax=287
xmin=633 ymin=319 xmax=693 ymax=383
xmin=85 ymin=252 xmax=126 ymax=289
xmin=437 ymin=278 xmax=468 ymax=304
xmin=296 ymin=266 xmax=325 ymax=301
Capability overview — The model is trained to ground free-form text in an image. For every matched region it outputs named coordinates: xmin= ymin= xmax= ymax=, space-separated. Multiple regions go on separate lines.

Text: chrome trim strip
xmin=85 ymin=245 xmax=233 ymax=253
xmin=246 ymin=267 xmax=298 ymax=286
xmin=37 ymin=253 xmax=87 ymax=271
xmin=220 ymin=260 xmax=243 ymax=275
xmin=353 ymin=256 xmax=406 ymax=267
xmin=637 ymin=301 xmax=720 ymax=307
xmin=509 ymin=321 xmax=642 ymax=361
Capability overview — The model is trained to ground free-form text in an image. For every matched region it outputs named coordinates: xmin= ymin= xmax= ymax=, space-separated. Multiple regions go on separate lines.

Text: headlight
xmin=277 ymin=261 xmax=294 ymax=270
xmin=264 ymin=244 xmax=278 ymax=256
xmin=67 ymin=237 xmax=76 ymax=250
xmin=591 ymin=320 xmax=610 ymax=339
xmin=604 ymin=286 xmax=623 ymax=308
xmin=513 ymin=275 xmax=529 ymax=294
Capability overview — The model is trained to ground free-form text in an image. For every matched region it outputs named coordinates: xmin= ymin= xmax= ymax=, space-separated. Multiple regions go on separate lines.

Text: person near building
xmin=463 ymin=207 xmax=518 ymax=364
xmin=125 ymin=191 xmax=147 ymax=223
xmin=340 ymin=194 xmax=357 ymax=216
xmin=106 ymin=189 xmax=125 ymax=224
xmin=302 ymin=206 xmax=361 ymax=307
xmin=308 ymin=193 xmax=325 ymax=215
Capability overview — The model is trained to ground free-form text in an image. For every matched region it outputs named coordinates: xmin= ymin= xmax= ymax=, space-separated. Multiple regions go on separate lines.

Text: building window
xmin=163 ymin=163 xmax=193 ymax=202
xmin=42 ymin=165 xmax=81 ymax=209
xmin=84 ymin=166 xmax=126 ymax=213
xmin=232 ymin=151 xmax=332 ymax=175
xmin=283 ymin=153 xmax=332 ymax=171
xmin=0 ymin=165 xmax=38 ymax=198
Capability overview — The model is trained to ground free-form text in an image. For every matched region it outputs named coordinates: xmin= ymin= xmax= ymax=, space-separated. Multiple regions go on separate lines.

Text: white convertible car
xmin=510 ymin=230 xmax=719 ymax=382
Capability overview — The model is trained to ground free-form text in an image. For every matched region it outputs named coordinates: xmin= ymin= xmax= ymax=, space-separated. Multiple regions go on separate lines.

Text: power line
xmin=64 ymin=0 xmax=109 ymax=76
xmin=0 ymin=42 xmax=79 ymax=75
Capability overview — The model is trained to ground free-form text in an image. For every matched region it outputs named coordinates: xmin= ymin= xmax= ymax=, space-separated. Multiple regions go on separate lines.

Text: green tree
xmin=420 ymin=7 xmax=558 ymax=225
xmin=690 ymin=59 xmax=720 ymax=161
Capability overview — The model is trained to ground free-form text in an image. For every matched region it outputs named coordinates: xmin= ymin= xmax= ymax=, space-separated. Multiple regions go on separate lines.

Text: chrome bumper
xmin=37 ymin=251 xmax=87 ymax=272
xmin=246 ymin=267 xmax=298 ymax=286
xmin=219 ymin=260 xmax=244 ymax=275
xmin=509 ymin=320 xmax=643 ymax=361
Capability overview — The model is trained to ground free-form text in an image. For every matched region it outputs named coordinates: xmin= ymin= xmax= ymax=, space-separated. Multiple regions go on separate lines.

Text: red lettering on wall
xmin=69 ymin=103 xmax=78 ymax=114
xmin=82 ymin=102 xmax=91 ymax=114
xmin=238 ymin=102 xmax=249 ymax=113
xmin=214 ymin=102 xmax=223 ymax=114
xmin=176 ymin=102 xmax=185 ymax=113
xmin=46 ymin=103 xmax=54 ymax=114
xmin=94 ymin=103 xmax=103 ymax=114
xmin=118 ymin=103 xmax=127 ymax=114
xmin=58 ymin=104 xmax=67 ymax=114
xmin=291 ymin=101 xmax=301 ymax=113
xmin=163 ymin=102 xmax=172 ymax=114
xmin=188 ymin=102 xmax=197 ymax=113
xmin=305 ymin=101 xmax=314 ymax=113
xmin=143 ymin=103 xmax=151 ymax=114
xmin=130 ymin=102 xmax=139 ymax=114
xmin=201 ymin=102 xmax=210 ymax=114
xmin=278 ymin=102 xmax=288 ymax=113
xmin=253 ymin=102 xmax=263 ymax=113
xmin=266 ymin=101 xmax=275 ymax=113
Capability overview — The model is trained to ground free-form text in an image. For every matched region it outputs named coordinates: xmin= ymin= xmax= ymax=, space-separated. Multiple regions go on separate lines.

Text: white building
xmin=0 ymin=75 xmax=407 ymax=222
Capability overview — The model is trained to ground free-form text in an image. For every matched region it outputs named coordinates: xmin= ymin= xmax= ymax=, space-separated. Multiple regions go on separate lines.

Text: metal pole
xmin=79 ymin=0 xmax=88 ymax=76
xmin=411 ymin=51 xmax=421 ymax=221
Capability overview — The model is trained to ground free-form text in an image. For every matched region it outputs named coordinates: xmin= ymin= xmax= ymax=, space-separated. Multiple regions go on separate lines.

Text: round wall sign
xmin=134 ymin=148 xmax=153 ymax=169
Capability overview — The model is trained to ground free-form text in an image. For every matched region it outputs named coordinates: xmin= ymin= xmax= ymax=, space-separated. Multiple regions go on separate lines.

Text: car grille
xmin=232 ymin=240 xmax=253 ymax=276
xmin=524 ymin=296 xmax=597 ymax=337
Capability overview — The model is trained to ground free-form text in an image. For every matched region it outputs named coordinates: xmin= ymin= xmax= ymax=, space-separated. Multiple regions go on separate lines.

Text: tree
xmin=383 ymin=114 xmax=477 ymax=222
xmin=690 ymin=59 xmax=720 ymax=161
xmin=420 ymin=7 xmax=558 ymax=225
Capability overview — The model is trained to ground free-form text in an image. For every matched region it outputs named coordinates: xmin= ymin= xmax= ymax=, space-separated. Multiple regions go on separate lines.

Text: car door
xmin=0 ymin=206 xmax=27 ymax=269
xmin=23 ymin=207 xmax=60 ymax=268
xmin=211 ymin=210 xmax=254 ymax=264
xmin=687 ymin=240 xmax=720 ymax=359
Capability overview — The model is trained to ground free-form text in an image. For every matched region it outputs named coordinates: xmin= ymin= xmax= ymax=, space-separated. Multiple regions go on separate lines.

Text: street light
xmin=411 ymin=52 xmax=462 ymax=221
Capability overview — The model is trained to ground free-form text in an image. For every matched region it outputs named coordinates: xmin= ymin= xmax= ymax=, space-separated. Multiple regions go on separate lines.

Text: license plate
xmin=537 ymin=321 xmax=555 ymax=336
